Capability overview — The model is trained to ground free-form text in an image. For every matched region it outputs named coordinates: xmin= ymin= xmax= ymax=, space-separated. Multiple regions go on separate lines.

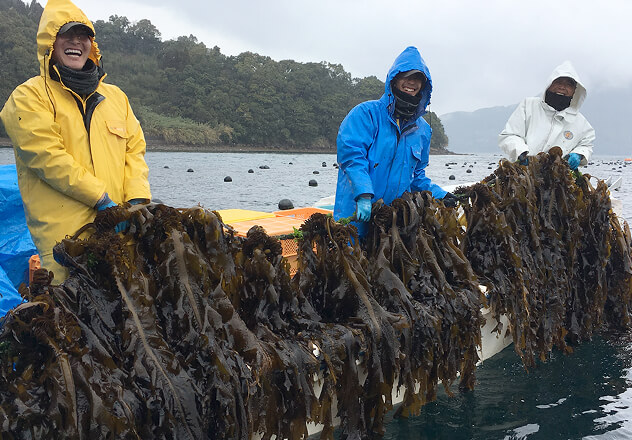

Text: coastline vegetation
xmin=0 ymin=0 xmax=451 ymax=152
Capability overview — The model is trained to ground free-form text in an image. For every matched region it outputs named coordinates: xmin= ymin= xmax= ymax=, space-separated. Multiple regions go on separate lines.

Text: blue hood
xmin=382 ymin=46 xmax=433 ymax=120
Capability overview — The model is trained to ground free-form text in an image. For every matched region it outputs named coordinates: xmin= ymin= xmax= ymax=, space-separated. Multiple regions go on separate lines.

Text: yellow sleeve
xmin=123 ymin=96 xmax=151 ymax=202
xmin=1 ymin=84 xmax=106 ymax=207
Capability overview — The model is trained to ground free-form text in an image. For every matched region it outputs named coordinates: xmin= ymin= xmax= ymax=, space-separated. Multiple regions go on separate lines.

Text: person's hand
xmin=566 ymin=152 xmax=581 ymax=170
xmin=128 ymin=198 xmax=146 ymax=205
xmin=95 ymin=193 xmax=129 ymax=233
xmin=356 ymin=197 xmax=372 ymax=222
xmin=517 ymin=152 xmax=529 ymax=166
xmin=95 ymin=193 xmax=117 ymax=211
xmin=442 ymin=192 xmax=459 ymax=208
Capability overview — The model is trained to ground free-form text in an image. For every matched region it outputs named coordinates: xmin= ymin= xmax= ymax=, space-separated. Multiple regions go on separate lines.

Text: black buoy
xmin=309 ymin=179 xmax=318 ymax=187
xmin=488 ymin=166 xmax=493 ymax=169
xmin=248 ymin=169 xmax=254 ymax=173
xmin=313 ymin=170 xmax=320 ymax=174
xmin=278 ymin=199 xmax=294 ymax=210
xmin=224 ymin=176 xmax=232 ymax=182
xmin=449 ymin=175 xmax=456 ymax=180
xmin=164 ymin=166 xmax=169 ymax=169
xmin=466 ymin=169 xmax=472 ymax=173
xmin=187 ymin=168 xmax=194 ymax=172
xmin=259 ymin=165 xmax=270 ymax=169
xmin=322 ymin=162 xmax=327 ymax=167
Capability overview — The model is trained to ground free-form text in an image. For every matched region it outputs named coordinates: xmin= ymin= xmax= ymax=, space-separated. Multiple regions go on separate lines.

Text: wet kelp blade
xmin=459 ymin=148 xmax=632 ymax=367
xmin=1 ymin=149 xmax=630 ymax=439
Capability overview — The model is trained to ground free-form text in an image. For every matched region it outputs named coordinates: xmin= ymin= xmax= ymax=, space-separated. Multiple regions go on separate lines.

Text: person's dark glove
xmin=517 ymin=152 xmax=529 ymax=166
xmin=128 ymin=198 xmax=146 ymax=205
xmin=442 ymin=192 xmax=459 ymax=208
xmin=356 ymin=197 xmax=372 ymax=222
xmin=566 ymin=153 xmax=581 ymax=170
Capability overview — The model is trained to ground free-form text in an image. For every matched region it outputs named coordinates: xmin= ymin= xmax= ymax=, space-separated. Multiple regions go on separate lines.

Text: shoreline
xmin=0 ymin=137 xmax=459 ymax=155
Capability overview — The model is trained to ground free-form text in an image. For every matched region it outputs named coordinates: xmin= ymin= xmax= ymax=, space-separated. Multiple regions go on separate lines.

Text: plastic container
xmin=229 ymin=216 xmax=308 ymax=275
xmin=216 ymin=209 xmax=275 ymax=224
xmin=273 ymin=207 xmax=332 ymax=219
xmin=28 ymin=254 xmax=41 ymax=284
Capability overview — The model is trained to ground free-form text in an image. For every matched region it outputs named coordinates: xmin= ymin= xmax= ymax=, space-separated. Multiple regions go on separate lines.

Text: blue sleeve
xmin=410 ymin=128 xmax=447 ymax=199
xmin=336 ymin=104 xmax=377 ymax=201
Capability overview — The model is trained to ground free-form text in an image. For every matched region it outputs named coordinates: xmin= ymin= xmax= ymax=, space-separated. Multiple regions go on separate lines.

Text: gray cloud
xmin=73 ymin=0 xmax=632 ymax=114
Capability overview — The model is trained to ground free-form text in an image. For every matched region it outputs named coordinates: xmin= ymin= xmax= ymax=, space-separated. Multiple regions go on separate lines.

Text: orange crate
xmin=28 ymin=254 xmax=41 ymax=284
xmin=274 ymin=207 xmax=332 ymax=220
xmin=229 ymin=216 xmax=305 ymax=239
xmin=230 ymin=217 xmax=309 ymax=276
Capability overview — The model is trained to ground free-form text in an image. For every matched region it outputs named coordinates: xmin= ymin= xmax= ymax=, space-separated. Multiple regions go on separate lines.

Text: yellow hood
xmin=37 ymin=0 xmax=101 ymax=77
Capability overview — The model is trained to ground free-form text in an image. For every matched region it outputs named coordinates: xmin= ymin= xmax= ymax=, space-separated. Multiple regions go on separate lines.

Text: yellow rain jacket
xmin=0 ymin=0 xmax=151 ymax=281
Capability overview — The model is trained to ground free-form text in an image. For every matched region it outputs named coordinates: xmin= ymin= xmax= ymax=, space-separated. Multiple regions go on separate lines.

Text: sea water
xmin=2 ymin=147 xmax=632 ymax=439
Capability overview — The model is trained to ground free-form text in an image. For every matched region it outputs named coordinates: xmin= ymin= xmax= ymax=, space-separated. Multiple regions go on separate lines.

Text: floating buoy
xmin=224 ymin=176 xmax=232 ymax=182
xmin=278 ymin=199 xmax=294 ymax=210
xmin=322 ymin=162 xmax=327 ymax=167
xmin=164 ymin=166 xmax=169 ymax=169
xmin=309 ymin=179 xmax=318 ymax=187
xmin=187 ymin=168 xmax=194 ymax=172
xmin=466 ymin=169 xmax=472 ymax=173
xmin=259 ymin=165 xmax=270 ymax=169
xmin=625 ymin=158 xmax=632 ymax=162
xmin=313 ymin=171 xmax=320 ymax=174
xmin=449 ymin=175 xmax=456 ymax=180
xmin=248 ymin=169 xmax=254 ymax=173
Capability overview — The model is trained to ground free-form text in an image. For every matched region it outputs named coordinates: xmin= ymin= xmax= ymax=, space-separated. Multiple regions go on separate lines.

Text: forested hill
xmin=0 ymin=0 xmax=450 ymax=152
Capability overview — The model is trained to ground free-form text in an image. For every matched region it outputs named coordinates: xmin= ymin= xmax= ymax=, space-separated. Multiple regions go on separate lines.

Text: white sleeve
xmin=498 ymin=100 xmax=530 ymax=162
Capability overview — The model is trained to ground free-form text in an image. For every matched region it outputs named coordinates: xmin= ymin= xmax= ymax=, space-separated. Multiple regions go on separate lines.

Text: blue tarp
xmin=0 ymin=164 xmax=36 ymax=316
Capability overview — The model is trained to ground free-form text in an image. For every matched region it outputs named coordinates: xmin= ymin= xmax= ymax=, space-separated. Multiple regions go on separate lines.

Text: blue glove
xmin=356 ymin=197 xmax=372 ymax=222
xmin=115 ymin=220 xmax=129 ymax=233
xmin=517 ymin=152 xmax=529 ymax=166
xmin=566 ymin=153 xmax=581 ymax=170
xmin=128 ymin=198 xmax=146 ymax=205
xmin=95 ymin=193 xmax=116 ymax=211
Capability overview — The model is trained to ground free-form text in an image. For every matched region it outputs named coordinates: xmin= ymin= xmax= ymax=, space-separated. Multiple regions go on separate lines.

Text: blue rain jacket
xmin=333 ymin=46 xmax=446 ymax=236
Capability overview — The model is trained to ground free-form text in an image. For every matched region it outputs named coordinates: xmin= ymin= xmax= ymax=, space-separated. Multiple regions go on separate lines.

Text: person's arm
xmin=122 ymin=96 xmax=151 ymax=202
xmin=410 ymin=131 xmax=447 ymax=199
xmin=336 ymin=105 xmax=376 ymax=201
xmin=569 ymin=122 xmax=595 ymax=166
xmin=1 ymin=83 xmax=105 ymax=207
xmin=498 ymin=100 xmax=530 ymax=162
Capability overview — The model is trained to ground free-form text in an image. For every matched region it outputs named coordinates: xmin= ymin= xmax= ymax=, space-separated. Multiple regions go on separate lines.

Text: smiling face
xmin=393 ymin=72 xmax=426 ymax=96
xmin=52 ymin=26 xmax=92 ymax=70
xmin=547 ymin=77 xmax=577 ymax=97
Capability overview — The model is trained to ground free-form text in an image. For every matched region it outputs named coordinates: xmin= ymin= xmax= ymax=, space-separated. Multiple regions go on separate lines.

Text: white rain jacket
xmin=498 ymin=61 xmax=594 ymax=165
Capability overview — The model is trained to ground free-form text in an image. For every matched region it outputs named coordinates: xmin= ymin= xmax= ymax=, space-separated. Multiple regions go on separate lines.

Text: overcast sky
xmin=68 ymin=0 xmax=632 ymax=115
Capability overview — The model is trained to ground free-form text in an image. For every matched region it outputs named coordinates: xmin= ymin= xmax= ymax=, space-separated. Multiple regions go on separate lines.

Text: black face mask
xmin=391 ymin=85 xmax=422 ymax=120
xmin=50 ymin=59 xmax=105 ymax=96
xmin=545 ymin=90 xmax=572 ymax=111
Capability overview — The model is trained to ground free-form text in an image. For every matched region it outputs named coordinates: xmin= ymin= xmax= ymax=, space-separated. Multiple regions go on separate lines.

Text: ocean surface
xmin=2 ymin=147 xmax=632 ymax=439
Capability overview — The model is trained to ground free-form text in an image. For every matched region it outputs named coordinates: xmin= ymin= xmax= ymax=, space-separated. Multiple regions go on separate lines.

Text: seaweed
xmin=459 ymin=148 xmax=632 ymax=367
xmin=0 ymin=149 xmax=630 ymax=439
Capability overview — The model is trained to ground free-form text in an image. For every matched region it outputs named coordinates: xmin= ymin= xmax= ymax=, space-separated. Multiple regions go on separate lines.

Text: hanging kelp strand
xmin=458 ymin=148 xmax=632 ymax=367
xmin=0 ymin=148 xmax=631 ymax=439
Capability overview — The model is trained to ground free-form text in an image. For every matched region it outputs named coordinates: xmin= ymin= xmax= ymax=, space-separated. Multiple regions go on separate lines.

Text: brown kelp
xmin=0 ymin=149 xmax=630 ymax=439
xmin=459 ymin=148 xmax=632 ymax=367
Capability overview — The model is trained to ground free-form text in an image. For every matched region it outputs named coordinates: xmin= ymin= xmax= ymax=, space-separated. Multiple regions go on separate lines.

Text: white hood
xmin=542 ymin=60 xmax=587 ymax=114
